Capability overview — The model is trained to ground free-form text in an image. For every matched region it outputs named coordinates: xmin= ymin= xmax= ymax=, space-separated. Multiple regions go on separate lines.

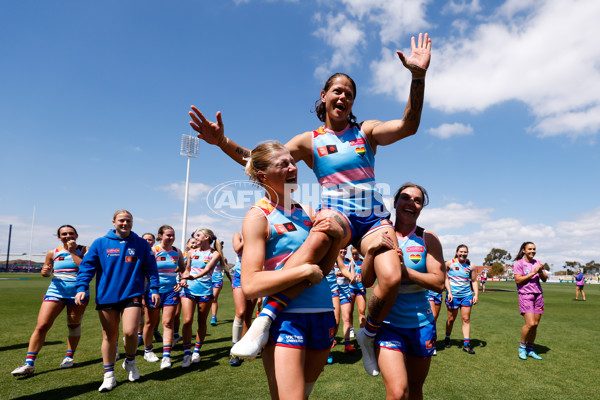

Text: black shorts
xmin=96 ymin=296 xmax=143 ymax=311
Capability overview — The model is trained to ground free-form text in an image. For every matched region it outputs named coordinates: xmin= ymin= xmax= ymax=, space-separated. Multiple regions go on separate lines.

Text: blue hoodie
xmin=76 ymin=229 xmax=160 ymax=305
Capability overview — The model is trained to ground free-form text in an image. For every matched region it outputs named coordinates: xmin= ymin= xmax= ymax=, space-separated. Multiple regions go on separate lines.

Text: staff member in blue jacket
xmin=75 ymin=209 xmax=160 ymax=392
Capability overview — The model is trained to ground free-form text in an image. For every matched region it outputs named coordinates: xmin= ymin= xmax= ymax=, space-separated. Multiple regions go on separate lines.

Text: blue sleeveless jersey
xmin=46 ymin=246 xmax=86 ymax=299
xmin=447 ymin=258 xmax=472 ymax=298
xmin=385 ymin=227 xmax=434 ymax=328
xmin=253 ymin=197 xmax=333 ymax=312
xmin=312 ymin=124 xmax=388 ymax=217
xmin=153 ymin=245 xmax=179 ymax=293
xmin=184 ymin=249 xmax=214 ymax=297
xmin=350 ymin=258 xmax=365 ymax=290
xmin=234 ymin=251 xmax=242 ymax=274
xmin=212 ymin=262 xmax=223 ymax=282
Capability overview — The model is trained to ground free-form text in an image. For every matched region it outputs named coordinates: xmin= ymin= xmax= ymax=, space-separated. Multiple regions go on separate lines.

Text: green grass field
xmin=1 ymin=274 xmax=598 ymax=399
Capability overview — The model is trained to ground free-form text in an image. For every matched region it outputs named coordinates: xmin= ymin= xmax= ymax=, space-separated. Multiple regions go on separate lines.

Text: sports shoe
xmin=191 ymin=353 xmax=201 ymax=364
xmin=115 ymin=347 xmax=120 ymax=361
xmin=326 ymin=354 xmax=333 ymax=364
xmin=463 ymin=344 xmax=475 ymax=355
xmin=356 ymin=328 xmax=379 ymax=376
xmin=181 ymin=355 xmax=192 ymax=368
xmin=144 ymin=351 xmax=159 ymax=362
xmin=229 ymin=355 xmax=242 ymax=367
xmin=122 ymin=360 xmax=140 ymax=381
xmin=433 ymin=348 xmax=437 ymax=356
xmin=444 ymin=337 xmax=451 ymax=348
xmin=160 ymin=356 xmax=172 ymax=370
xmin=230 ymin=315 xmax=272 ymax=360
xmin=154 ymin=330 xmax=163 ymax=343
xmin=173 ymin=333 xmax=182 ymax=344
xmin=210 ymin=316 xmax=217 ymax=326
xmin=11 ymin=363 xmax=34 ymax=377
xmin=331 ymin=339 xmax=337 ymax=348
xmin=349 ymin=327 xmax=355 ymax=338
xmin=98 ymin=371 xmax=117 ymax=392
xmin=518 ymin=348 xmax=527 ymax=360
xmin=255 ymin=309 xmax=260 ymax=318
xmin=528 ymin=351 xmax=543 ymax=360
xmin=60 ymin=357 xmax=74 ymax=369
xmin=344 ymin=344 xmax=357 ymax=353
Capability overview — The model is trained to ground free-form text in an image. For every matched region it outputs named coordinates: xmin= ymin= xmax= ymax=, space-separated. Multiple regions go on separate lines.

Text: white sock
xmin=232 ymin=317 xmax=243 ymax=344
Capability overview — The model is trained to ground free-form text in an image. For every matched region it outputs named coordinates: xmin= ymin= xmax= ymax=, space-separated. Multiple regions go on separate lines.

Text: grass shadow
xmin=0 ymin=341 xmax=62 ymax=352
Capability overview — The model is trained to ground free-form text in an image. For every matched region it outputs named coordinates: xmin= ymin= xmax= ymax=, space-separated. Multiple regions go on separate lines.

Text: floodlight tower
xmin=180 ymin=134 xmax=200 ymax=250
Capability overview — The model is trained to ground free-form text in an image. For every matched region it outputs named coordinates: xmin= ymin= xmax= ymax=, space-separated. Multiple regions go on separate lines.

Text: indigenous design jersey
xmin=447 ymin=258 xmax=472 ymax=298
xmin=253 ymin=197 xmax=333 ymax=312
xmin=312 ymin=124 xmax=388 ymax=217
xmin=154 ymin=245 xmax=179 ymax=293
xmin=350 ymin=258 xmax=364 ymax=290
xmin=336 ymin=259 xmax=351 ymax=286
xmin=234 ymin=252 xmax=242 ymax=274
xmin=46 ymin=246 xmax=85 ymax=299
xmin=513 ymin=258 xmax=543 ymax=294
xmin=184 ymin=249 xmax=214 ymax=297
xmin=212 ymin=262 xmax=223 ymax=282
xmin=385 ymin=226 xmax=433 ymax=328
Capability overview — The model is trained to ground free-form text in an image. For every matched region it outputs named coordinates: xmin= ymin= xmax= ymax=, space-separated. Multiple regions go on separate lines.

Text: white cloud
xmin=313 ymin=0 xmax=429 ymax=77
xmin=157 ymin=182 xmax=212 ymax=202
xmin=428 ymin=122 xmax=473 ymax=139
xmin=313 ymin=13 xmax=366 ymax=78
xmin=419 ymin=202 xmax=493 ymax=232
xmin=443 ymin=0 xmax=481 ymax=15
xmin=371 ymin=0 xmax=600 ymax=138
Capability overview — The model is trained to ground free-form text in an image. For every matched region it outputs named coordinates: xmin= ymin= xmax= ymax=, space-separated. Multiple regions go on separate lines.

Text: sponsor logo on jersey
xmin=127 ymin=248 xmax=136 ymax=256
xmin=56 ymin=257 xmax=65 ymax=261
xmin=406 ymin=246 xmax=424 ymax=252
xmin=274 ymin=222 xmax=297 ymax=234
xmin=349 ymin=137 xmax=365 ymax=146
xmin=303 ymin=220 xmax=313 ymax=227
xmin=317 ymin=144 xmax=338 ymax=157
xmin=157 ymin=256 xmax=167 ymax=261
xmin=125 ymin=256 xmax=138 ymax=263
xmin=107 ymin=249 xmax=120 ymax=256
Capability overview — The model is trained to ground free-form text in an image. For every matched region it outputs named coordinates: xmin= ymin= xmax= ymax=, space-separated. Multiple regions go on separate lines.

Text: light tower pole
xmin=180 ymin=134 xmax=200 ymax=250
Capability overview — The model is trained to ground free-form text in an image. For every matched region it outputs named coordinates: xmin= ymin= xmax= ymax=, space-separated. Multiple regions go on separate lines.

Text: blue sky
xmin=1 ymin=0 xmax=599 ymax=270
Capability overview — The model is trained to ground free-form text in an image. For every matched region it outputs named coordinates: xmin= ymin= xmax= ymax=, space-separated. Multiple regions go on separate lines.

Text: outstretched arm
xmin=189 ymin=107 xmax=250 ymax=166
xmin=363 ymin=32 xmax=432 ymax=149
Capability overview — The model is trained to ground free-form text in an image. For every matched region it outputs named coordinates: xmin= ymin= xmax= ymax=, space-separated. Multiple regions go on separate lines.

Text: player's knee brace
xmin=68 ymin=324 xmax=81 ymax=337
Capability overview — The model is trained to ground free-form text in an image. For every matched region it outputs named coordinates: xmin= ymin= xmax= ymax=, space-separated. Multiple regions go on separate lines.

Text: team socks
xmin=25 ymin=352 xmax=38 ymax=366
xmin=519 ymin=342 xmax=526 ymax=350
xmin=259 ymin=294 xmax=291 ymax=321
xmin=125 ymin=353 xmax=135 ymax=363
xmin=162 ymin=344 xmax=172 ymax=358
xmin=145 ymin=345 xmax=154 ymax=353
xmin=65 ymin=349 xmax=74 ymax=359
xmin=526 ymin=342 xmax=534 ymax=352
xmin=103 ymin=363 xmax=114 ymax=373
xmin=463 ymin=338 xmax=470 ymax=347
xmin=138 ymin=331 xmax=143 ymax=342
xmin=183 ymin=342 xmax=192 ymax=356
xmin=193 ymin=341 xmax=203 ymax=354
xmin=364 ymin=316 xmax=382 ymax=338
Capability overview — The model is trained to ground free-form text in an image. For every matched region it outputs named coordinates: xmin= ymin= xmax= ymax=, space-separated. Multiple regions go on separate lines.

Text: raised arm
xmin=363 ymin=33 xmax=431 ymax=150
xmin=189 ymin=107 xmax=249 ymax=166
xmin=189 ymin=107 xmax=314 ymax=169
